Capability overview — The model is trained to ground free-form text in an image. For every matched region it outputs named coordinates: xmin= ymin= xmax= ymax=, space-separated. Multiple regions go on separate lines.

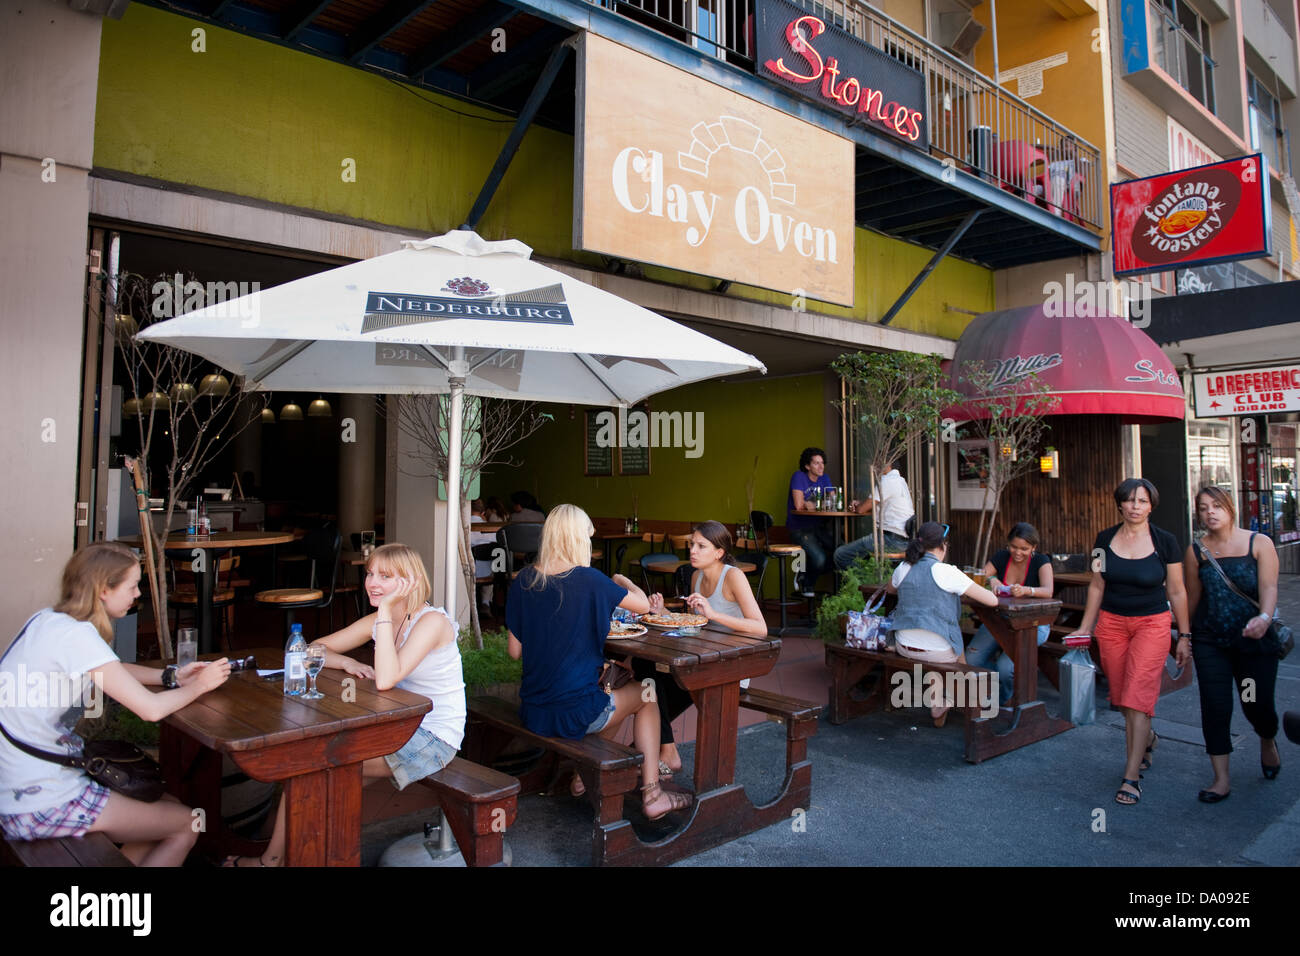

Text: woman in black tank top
xmin=1182 ymin=487 xmax=1282 ymax=803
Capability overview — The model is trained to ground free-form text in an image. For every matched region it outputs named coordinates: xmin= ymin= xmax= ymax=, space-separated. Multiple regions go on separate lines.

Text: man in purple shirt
xmin=786 ymin=447 xmax=834 ymax=597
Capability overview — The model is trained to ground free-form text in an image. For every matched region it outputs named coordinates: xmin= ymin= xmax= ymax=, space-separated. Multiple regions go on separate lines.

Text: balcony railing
xmin=595 ymin=0 xmax=1103 ymax=233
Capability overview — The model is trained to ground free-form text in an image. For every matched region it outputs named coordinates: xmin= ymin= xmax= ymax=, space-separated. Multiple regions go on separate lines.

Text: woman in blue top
xmin=964 ymin=523 xmax=1054 ymax=704
xmin=506 ymin=504 xmax=691 ymax=821
xmin=1182 ymin=486 xmax=1281 ymax=803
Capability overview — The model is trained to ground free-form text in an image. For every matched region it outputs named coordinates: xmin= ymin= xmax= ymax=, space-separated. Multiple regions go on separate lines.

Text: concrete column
xmin=0 ymin=2 xmax=103 ymax=642
xmin=338 ymin=393 xmax=376 ymax=548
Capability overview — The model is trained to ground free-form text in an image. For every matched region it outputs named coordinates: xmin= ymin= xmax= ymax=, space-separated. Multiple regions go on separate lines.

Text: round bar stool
xmin=766 ymin=543 xmax=806 ymax=635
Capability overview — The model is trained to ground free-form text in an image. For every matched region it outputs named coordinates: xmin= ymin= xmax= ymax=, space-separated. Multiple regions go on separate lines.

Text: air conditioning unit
xmin=938 ymin=12 xmax=985 ymax=57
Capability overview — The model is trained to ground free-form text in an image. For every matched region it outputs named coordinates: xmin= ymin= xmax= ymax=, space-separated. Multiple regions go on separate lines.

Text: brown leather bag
xmin=596 ymin=658 xmax=636 ymax=695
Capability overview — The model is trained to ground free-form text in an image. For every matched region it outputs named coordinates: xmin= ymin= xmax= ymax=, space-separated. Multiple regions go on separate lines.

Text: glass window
xmin=1149 ymin=0 xmax=1216 ymax=113
xmin=1249 ymin=72 xmax=1290 ymax=176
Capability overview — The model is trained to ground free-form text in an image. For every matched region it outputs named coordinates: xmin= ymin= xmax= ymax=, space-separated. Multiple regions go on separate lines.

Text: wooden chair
xmin=668 ymin=533 xmax=692 ymax=559
xmin=169 ymin=552 xmax=237 ymax=650
xmin=254 ymin=522 xmax=342 ymax=639
xmin=497 ymin=523 xmax=543 ymax=578
xmin=638 ymin=532 xmax=678 ymax=594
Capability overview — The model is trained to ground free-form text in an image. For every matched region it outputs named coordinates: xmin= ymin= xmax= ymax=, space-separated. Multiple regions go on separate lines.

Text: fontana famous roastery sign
xmin=1111 ymin=154 xmax=1270 ymax=276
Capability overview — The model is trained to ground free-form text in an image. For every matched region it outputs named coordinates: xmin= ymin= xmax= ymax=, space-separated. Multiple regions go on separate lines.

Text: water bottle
xmin=284 ymin=624 xmax=307 ymax=697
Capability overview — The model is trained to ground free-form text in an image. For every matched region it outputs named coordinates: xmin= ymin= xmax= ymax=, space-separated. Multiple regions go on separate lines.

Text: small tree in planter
xmin=395 ymin=394 xmax=550 ymax=647
xmin=955 ymin=362 xmax=1059 ymax=568
xmin=831 ymin=351 xmax=959 ymax=557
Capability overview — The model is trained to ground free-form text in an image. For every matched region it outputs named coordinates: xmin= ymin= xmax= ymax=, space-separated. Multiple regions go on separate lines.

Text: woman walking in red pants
xmin=1067 ymin=478 xmax=1192 ymax=805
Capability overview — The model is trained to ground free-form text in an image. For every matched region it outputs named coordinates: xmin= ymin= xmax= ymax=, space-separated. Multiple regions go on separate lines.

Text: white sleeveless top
xmin=697 ymin=564 xmax=744 ymax=627
xmin=373 ymin=605 xmax=465 ymax=749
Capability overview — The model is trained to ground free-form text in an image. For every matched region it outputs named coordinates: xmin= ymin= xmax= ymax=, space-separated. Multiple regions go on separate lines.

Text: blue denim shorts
xmin=384 ymin=727 xmax=458 ymax=790
xmin=584 ymin=694 xmax=617 ymax=734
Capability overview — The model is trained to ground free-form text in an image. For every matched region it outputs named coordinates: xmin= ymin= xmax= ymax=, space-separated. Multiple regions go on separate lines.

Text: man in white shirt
xmin=834 ymin=460 xmax=915 ymax=570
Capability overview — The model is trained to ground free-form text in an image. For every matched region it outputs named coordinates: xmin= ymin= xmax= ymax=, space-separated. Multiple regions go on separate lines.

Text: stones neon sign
xmin=756 ymin=0 xmax=928 ymax=147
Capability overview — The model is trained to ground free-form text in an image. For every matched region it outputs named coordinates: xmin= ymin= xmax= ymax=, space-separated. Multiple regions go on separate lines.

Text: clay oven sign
xmin=575 ymin=33 xmax=855 ymax=306
xmin=1111 ymin=154 xmax=1270 ymax=276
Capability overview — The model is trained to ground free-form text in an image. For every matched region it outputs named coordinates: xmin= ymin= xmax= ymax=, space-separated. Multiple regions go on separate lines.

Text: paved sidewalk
xmin=361 ymin=575 xmax=1300 ymax=866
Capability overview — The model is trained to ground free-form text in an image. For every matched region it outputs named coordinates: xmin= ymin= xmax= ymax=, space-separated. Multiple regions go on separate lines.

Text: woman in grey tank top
xmin=642 ymin=521 xmax=768 ymax=774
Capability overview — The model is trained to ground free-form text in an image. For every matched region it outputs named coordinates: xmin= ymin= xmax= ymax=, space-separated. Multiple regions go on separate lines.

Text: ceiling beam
xmin=280 ymin=0 xmax=335 ymax=42
xmin=408 ymin=3 xmax=517 ymax=78
xmin=471 ymin=27 xmax=571 ymax=99
xmin=349 ymin=0 xmax=441 ymax=64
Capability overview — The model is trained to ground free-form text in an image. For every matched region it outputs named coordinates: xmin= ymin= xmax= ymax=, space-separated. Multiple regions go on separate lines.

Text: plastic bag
xmin=1059 ymin=635 xmax=1096 ymax=725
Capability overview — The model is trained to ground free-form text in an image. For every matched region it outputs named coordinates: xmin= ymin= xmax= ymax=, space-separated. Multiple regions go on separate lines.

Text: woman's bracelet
xmin=375 ymin=619 xmax=393 ymax=625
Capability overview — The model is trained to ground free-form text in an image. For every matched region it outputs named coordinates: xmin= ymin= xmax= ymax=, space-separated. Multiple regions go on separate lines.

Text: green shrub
xmin=814 ymin=554 xmax=895 ymax=642
xmin=460 ymin=627 xmax=523 ymax=688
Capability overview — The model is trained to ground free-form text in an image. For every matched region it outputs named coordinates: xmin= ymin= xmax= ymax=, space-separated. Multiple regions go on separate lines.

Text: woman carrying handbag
xmin=1182 ymin=486 xmax=1283 ymax=803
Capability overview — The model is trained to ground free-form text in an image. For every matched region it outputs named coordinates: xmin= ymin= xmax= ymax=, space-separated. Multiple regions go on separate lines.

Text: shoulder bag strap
xmin=0 ymin=614 xmax=87 ymax=770
xmin=1196 ymin=541 xmax=1265 ymax=615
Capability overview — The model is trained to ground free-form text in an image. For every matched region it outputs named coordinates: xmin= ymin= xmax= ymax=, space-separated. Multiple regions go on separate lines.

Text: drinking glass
xmin=303 ymin=644 xmax=326 ymax=700
xmin=176 ymin=628 xmax=198 ymax=669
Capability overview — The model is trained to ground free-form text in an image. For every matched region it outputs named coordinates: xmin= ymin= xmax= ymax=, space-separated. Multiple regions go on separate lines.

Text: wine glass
xmin=303 ymin=644 xmax=326 ymax=700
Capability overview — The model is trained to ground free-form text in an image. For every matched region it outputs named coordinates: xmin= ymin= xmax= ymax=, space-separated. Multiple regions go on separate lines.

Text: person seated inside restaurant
xmin=508 ymin=491 xmax=546 ymax=524
xmin=0 ymin=542 xmax=231 ymax=866
xmin=787 ymin=446 xmax=835 ymax=597
xmin=833 ymin=456 xmax=914 ymax=570
xmin=469 ymin=499 xmax=498 ymax=617
xmin=637 ymin=520 xmax=768 ymax=777
xmin=483 ymin=496 xmax=509 ymax=524
xmin=506 ymin=504 xmax=690 ymax=821
xmin=963 ymin=523 xmax=1054 ymax=704
xmin=887 ymin=522 xmax=999 ymax=726
xmin=223 ymin=544 xmax=464 ymax=866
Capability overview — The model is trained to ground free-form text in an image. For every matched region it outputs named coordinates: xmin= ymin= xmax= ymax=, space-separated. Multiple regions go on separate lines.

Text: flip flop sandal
xmin=658 ymin=760 xmax=676 ymax=780
xmin=569 ymin=773 xmax=586 ymax=798
xmin=1114 ymin=778 xmax=1142 ymax=805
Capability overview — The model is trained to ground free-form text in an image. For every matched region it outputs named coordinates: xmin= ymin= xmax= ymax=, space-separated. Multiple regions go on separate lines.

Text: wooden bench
xmin=462 ymin=695 xmax=644 ymax=866
xmin=826 ymin=642 xmax=997 ymax=728
xmin=2 ymin=832 xmax=133 ymax=868
xmin=739 ymin=687 xmax=822 ymax=795
xmin=415 ymin=756 xmax=519 ymax=867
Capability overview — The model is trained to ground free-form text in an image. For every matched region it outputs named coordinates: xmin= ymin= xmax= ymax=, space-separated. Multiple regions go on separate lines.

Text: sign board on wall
xmin=755 ymin=0 xmax=928 ymax=148
xmin=575 ymin=33 xmax=856 ymax=306
xmin=1192 ymin=363 xmax=1300 ymax=417
xmin=1111 ymin=154 xmax=1271 ymax=276
xmin=1167 ymin=117 xmax=1220 ymax=171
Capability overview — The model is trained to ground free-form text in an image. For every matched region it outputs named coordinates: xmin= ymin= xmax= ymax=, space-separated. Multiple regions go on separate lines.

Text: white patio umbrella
xmin=137 ymin=230 xmax=766 ymax=619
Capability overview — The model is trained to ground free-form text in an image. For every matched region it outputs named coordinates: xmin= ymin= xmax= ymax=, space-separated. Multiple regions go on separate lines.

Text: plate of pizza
xmin=607 ymin=620 xmax=648 ymax=638
xmin=641 ymin=612 xmax=708 ymax=630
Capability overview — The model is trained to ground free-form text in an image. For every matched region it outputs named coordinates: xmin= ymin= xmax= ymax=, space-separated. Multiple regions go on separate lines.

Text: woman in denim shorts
xmin=223 ymin=544 xmax=463 ymax=866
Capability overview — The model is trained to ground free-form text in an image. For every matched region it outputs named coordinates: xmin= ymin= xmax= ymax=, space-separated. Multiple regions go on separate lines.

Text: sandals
xmin=1262 ymin=739 xmax=1281 ymax=780
xmin=641 ymin=781 xmax=692 ymax=821
xmin=1197 ymin=788 xmax=1231 ymax=803
xmin=1115 ymin=778 xmax=1142 ymax=805
xmin=1139 ymin=732 xmax=1158 ymax=771
xmin=221 ymin=854 xmax=267 ymax=867
xmin=658 ymin=760 xmax=676 ymax=780
xmin=569 ymin=772 xmax=586 ymax=798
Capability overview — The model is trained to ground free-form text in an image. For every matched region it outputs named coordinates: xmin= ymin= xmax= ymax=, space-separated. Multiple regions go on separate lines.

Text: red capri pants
xmin=1093 ymin=610 xmax=1171 ymax=717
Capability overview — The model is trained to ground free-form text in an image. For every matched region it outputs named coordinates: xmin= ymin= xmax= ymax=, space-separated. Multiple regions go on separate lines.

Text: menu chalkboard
xmin=585 ymin=409 xmax=613 ymax=476
xmin=619 ymin=403 xmax=651 ymax=476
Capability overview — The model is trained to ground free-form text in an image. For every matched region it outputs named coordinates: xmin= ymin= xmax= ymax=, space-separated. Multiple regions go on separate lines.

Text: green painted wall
xmin=95 ymin=5 xmax=991 ymax=337
xmin=482 ymin=373 xmax=829 ymax=593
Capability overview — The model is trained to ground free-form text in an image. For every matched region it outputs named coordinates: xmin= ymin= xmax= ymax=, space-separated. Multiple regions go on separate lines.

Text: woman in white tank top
xmin=643 ymin=521 xmax=768 ymax=774
xmin=223 ymin=543 xmax=462 ymax=867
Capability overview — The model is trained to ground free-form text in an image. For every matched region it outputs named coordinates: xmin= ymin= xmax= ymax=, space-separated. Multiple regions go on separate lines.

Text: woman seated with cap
xmin=886 ymin=521 xmax=999 ymax=726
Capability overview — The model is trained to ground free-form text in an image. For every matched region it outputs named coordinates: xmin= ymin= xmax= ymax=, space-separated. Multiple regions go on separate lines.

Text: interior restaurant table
xmin=158 ymin=648 xmax=429 ymax=866
xmin=1052 ymin=570 xmax=1094 ymax=592
xmin=599 ymin=623 xmax=809 ymax=866
xmin=964 ymin=595 xmax=1073 ymax=762
xmin=121 ymin=530 xmax=296 ymax=654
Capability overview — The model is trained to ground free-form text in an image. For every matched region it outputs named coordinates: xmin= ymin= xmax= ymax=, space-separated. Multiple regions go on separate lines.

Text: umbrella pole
xmin=444 ymin=349 xmax=466 ymax=623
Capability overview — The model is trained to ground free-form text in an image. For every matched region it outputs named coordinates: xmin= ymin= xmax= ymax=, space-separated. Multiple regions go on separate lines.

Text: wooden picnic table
xmin=158 ymin=647 xmax=429 ymax=866
xmin=600 ymin=623 xmax=803 ymax=865
xmin=121 ymin=530 xmax=296 ymax=654
xmin=1053 ymin=570 xmax=1093 ymax=591
xmin=964 ymin=595 xmax=1073 ymax=761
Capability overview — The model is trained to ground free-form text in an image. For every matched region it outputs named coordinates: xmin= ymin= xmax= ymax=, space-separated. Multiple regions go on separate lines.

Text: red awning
xmin=943 ymin=305 xmax=1185 ymax=421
